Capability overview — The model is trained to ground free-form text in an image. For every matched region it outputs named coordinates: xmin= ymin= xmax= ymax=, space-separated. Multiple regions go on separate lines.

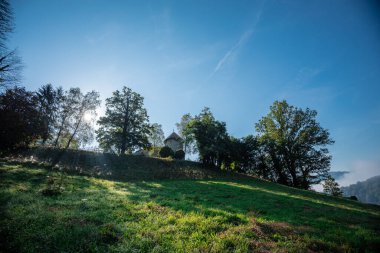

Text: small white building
xmin=164 ymin=132 xmax=183 ymax=152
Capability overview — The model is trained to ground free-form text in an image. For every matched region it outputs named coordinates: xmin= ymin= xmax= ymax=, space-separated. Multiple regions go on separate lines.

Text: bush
xmin=149 ymin=146 xmax=161 ymax=157
xmin=174 ymin=149 xmax=185 ymax=160
xmin=159 ymin=146 xmax=174 ymax=158
xmin=349 ymin=196 xmax=358 ymax=201
xmin=40 ymin=173 xmax=66 ymax=196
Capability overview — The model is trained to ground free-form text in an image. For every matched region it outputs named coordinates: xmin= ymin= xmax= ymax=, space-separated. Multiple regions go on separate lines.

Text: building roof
xmin=164 ymin=132 xmax=183 ymax=143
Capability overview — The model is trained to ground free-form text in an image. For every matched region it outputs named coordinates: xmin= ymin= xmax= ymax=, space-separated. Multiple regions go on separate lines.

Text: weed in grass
xmin=40 ymin=172 xmax=66 ymax=196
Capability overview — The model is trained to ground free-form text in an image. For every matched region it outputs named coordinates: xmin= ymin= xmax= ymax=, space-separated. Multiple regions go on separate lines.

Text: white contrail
xmin=210 ymin=8 xmax=263 ymax=77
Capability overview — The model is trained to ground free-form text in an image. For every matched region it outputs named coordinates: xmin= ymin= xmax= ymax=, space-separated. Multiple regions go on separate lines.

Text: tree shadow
xmin=1 ymin=158 xmax=380 ymax=252
xmin=113 ymin=179 xmax=380 ymax=251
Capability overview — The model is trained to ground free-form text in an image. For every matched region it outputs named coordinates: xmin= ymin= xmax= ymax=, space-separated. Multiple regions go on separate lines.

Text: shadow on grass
xmin=2 ymin=156 xmax=380 ymax=227
xmin=113 ymin=180 xmax=380 ymax=251
xmin=2 ymin=155 xmax=380 ymax=252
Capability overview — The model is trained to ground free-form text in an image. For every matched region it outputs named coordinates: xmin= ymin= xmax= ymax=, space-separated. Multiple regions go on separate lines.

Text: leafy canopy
xmin=96 ymin=86 xmax=150 ymax=155
xmin=256 ymin=100 xmax=334 ymax=189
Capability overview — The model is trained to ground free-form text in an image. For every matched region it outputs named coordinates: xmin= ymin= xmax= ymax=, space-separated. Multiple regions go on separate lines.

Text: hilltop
xmin=6 ymin=148 xmax=247 ymax=181
xmin=1 ymin=149 xmax=379 ymax=252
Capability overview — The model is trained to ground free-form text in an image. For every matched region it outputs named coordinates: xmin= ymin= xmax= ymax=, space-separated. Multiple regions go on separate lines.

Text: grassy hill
xmin=1 ymin=149 xmax=379 ymax=252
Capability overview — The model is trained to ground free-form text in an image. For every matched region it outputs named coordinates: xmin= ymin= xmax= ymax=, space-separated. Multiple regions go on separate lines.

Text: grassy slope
xmin=1 ymin=150 xmax=380 ymax=252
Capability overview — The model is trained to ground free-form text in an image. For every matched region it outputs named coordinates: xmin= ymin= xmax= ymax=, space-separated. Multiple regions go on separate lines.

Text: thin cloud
xmin=210 ymin=8 xmax=263 ymax=78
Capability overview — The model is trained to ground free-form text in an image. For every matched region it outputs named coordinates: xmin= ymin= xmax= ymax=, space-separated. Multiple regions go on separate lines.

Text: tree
xmin=96 ymin=86 xmax=151 ymax=154
xmin=53 ymin=88 xmax=78 ymax=147
xmin=0 ymin=0 xmax=22 ymax=89
xmin=149 ymin=123 xmax=164 ymax=148
xmin=159 ymin=146 xmax=174 ymax=158
xmin=0 ymin=86 xmax=44 ymax=150
xmin=323 ymin=175 xmax=343 ymax=197
xmin=255 ymin=100 xmax=334 ymax=189
xmin=187 ymin=107 xmax=229 ymax=167
xmin=176 ymin=113 xmax=196 ymax=159
xmin=64 ymin=89 xmax=100 ymax=149
xmin=52 ymin=88 xmax=100 ymax=149
xmin=36 ymin=84 xmax=63 ymax=144
xmin=173 ymin=149 xmax=185 ymax=160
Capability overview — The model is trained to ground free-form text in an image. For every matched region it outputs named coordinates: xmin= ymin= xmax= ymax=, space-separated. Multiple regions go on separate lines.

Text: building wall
xmin=165 ymin=139 xmax=183 ymax=152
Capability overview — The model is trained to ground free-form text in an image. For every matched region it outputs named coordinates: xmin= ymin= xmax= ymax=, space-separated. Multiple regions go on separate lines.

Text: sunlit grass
xmin=1 ymin=159 xmax=379 ymax=252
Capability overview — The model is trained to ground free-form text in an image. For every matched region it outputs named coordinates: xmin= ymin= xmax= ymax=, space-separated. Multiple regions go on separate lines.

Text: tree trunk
xmin=184 ymin=138 xmax=187 ymax=160
xmin=65 ymin=117 xmax=82 ymax=149
xmin=120 ymin=98 xmax=130 ymax=155
xmin=53 ymin=127 xmax=62 ymax=147
xmin=53 ymin=116 xmax=67 ymax=147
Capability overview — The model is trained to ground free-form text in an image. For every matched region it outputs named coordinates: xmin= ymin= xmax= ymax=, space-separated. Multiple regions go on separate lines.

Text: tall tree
xmin=53 ymin=88 xmax=80 ymax=147
xmin=256 ymin=100 xmax=334 ymax=189
xmin=64 ymin=89 xmax=100 ymax=149
xmin=0 ymin=0 xmax=22 ymax=89
xmin=36 ymin=84 xmax=63 ymax=144
xmin=149 ymin=123 xmax=164 ymax=148
xmin=96 ymin=86 xmax=151 ymax=154
xmin=176 ymin=113 xmax=196 ymax=159
xmin=0 ymin=86 xmax=44 ymax=150
xmin=52 ymin=88 xmax=100 ymax=149
xmin=187 ymin=107 xmax=229 ymax=167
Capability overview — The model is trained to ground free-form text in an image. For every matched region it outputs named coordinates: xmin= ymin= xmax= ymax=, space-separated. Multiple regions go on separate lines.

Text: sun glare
xmin=83 ymin=112 xmax=92 ymax=122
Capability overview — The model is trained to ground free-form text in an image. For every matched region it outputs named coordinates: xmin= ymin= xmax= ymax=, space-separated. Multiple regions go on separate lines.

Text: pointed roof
xmin=164 ymin=131 xmax=183 ymax=142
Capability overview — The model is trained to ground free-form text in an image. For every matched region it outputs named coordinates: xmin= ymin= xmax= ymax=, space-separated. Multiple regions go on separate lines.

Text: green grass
xmin=1 ymin=153 xmax=380 ymax=252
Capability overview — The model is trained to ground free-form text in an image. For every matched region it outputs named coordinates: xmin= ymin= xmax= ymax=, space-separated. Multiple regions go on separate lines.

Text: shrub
xmin=349 ymin=196 xmax=358 ymax=201
xmin=149 ymin=146 xmax=161 ymax=157
xmin=159 ymin=146 xmax=174 ymax=158
xmin=40 ymin=173 xmax=66 ymax=196
xmin=174 ymin=149 xmax=185 ymax=160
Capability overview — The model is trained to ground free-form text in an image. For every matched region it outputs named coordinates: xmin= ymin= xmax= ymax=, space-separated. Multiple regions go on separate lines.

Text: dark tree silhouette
xmin=36 ymin=84 xmax=64 ymax=144
xmin=0 ymin=86 xmax=44 ymax=150
xmin=187 ymin=107 xmax=229 ymax=167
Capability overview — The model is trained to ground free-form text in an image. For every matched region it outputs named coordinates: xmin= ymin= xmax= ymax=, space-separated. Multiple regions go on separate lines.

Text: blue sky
xmin=9 ymin=0 xmax=380 ymax=182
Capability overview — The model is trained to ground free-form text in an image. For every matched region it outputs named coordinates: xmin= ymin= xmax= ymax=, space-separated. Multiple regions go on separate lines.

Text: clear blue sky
xmin=9 ymin=0 xmax=380 ymax=180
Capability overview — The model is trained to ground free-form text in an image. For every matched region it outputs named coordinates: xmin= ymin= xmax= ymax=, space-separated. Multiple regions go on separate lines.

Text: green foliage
xmin=159 ymin=146 xmax=174 ymax=158
xmin=176 ymin=113 xmax=197 ymax=158
xmin=51 ymin=87 xmax=100 ymax=149
xmin=0 ymin=87 xmax=44 ymax=150
xmin=1 ymin=159 xmax=379 ymax=252
xmin=96 ymin=86 xmax=151 ymax=155
xmin=187 ymin=107 xmax=229 ymax=167
xmin=0 ymin=85 xmax=99 ymax=153
xmin=148 ymin=146 xmax=161 ymax=157
xmin=148 ymin=123 xmax=164 ymax=148
xmin=323 ymin=175 xmax=343 ymax=197
xmin=174 ymin=149 xmax=185 ymax=160
xmin=255 ymin=100 xmax=334 ymax=189
xmin=63 ymin=89 xmax=100 ymax=149
xmin=36 ymin=84 xmax=63 ymax=144
xmin=40 ymin=172 xmax=66 ymax=196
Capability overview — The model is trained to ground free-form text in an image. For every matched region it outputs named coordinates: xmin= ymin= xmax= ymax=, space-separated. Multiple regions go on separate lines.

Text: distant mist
xmin=312 ymin=160 xmax=380 ymax=193
xmin=337 ymin=160 xmax=380 ymax=187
